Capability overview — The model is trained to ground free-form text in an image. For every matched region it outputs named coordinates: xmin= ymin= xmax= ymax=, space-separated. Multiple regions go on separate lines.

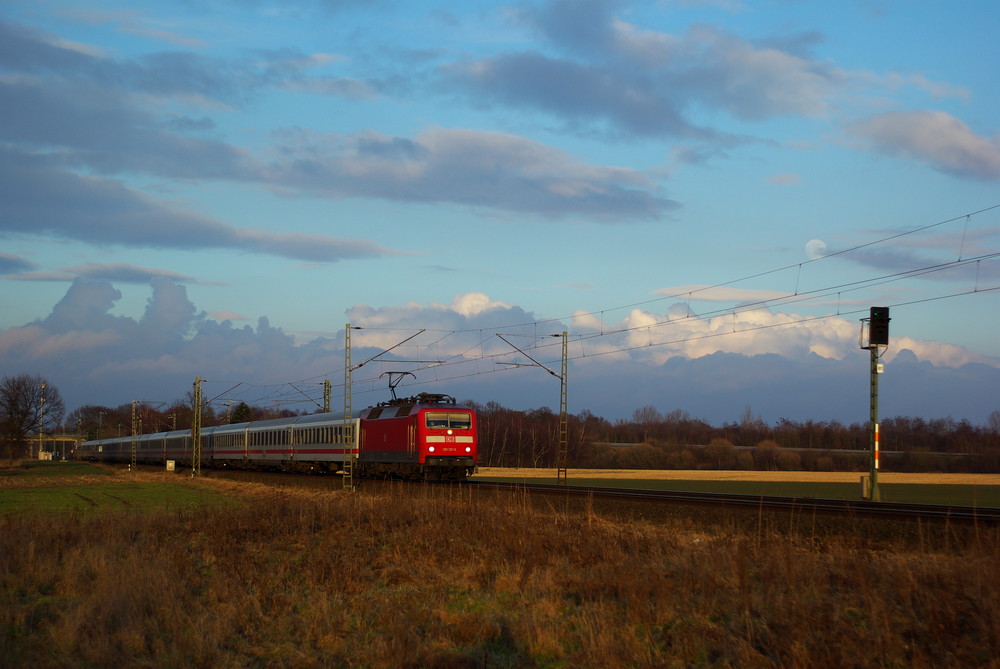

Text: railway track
xmin=166 ymin=466 xmax=1000 ymax=524
xmin=466 ymin=480 xmax=1000 ymax=524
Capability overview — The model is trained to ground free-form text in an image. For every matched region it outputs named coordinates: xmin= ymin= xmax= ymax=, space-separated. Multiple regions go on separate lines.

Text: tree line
xmin=3 ymin=374 xmax=999 ymax=472
xmin=468 ymin=402 xmax=1000 ymax=474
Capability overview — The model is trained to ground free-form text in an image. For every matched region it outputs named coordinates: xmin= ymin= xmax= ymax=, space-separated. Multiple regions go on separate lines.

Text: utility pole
xmin=342 ymin=325 xmax=355 ymax=491
xmin=131 ymin=400 xmax=139 ymax=470
xmin=192 ymin=376 xmax=203 ymax=477
xmin=38 ymin=382 xmax=46 ymax=459
xmin=497 ymin=332 xmax=569 ymax=484
xmin=323 ymin=379 xmax=331 ymax=413
xmin=556 ymin=331 xmax=569 ymax=485
xmin=338 ymin=325 xmax=429 ymax=491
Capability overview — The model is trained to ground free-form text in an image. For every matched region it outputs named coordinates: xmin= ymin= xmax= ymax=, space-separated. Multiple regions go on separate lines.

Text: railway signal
xmin=868 ymin=306 xmax=890 ymax=347
xmin=859 ymin=306 xmax=892 ymax=502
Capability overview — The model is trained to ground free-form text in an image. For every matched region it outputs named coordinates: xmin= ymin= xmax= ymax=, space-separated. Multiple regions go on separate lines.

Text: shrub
xmin=776 ymin=450 xmax=802 ymax=471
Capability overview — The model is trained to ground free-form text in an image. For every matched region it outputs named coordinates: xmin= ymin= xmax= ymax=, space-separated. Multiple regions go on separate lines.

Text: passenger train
xmin=78 ymin=393 xmax=477 ymax=481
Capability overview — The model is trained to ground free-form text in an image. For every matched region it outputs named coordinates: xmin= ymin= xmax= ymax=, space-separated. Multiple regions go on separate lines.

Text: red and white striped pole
xmin=874 ymin=423 xmax=880 ymax=470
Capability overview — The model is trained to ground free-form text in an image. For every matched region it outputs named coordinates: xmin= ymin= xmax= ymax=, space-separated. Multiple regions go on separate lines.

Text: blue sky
xmin=2 ymin=0 xmax=999 ymax=426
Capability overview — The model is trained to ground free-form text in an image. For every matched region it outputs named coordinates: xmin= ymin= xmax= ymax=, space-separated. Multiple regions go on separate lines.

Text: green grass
xmin=0 ymin=460 xmax=110 ymax=478
xmin=0 ymin=481 xmax=239 ymax=515
xmin=474 ymin=475 xmax=1000 ymax=507
xmin=0 ymin=460 xmax=239 ymax=515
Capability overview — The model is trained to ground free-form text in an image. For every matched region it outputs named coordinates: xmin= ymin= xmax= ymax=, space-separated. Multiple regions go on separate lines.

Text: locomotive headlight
xmin=428 ymin=446 xmax=436 ymax=453
xmin=465 ymin=447 xmax=471 ymax=453
xmin=447 ymin=429 xmax=453 ymax=435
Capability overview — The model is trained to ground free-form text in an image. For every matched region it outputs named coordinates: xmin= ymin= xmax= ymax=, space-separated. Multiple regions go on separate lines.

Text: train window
xmin=425 ymin=412 xmax=472 ymax=430
xmin=426 ymin=412 xmax=448 ymax=428
xmin=449 ymin=412 xmax=472 ymax=429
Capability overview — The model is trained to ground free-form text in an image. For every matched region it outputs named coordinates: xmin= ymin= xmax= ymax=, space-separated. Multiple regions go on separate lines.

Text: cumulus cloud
xmin=847 ymin=110 xmax=1000 ymax=180
xmin=41 ymin=280 xmax=128 ymax=334
xmin=881 ymin=337 xmax=996 ymax=368
xmin=1 ymin=280 xmax=997 ymax=423
xmin=140 ymin=277 xmax=198 ymax=344
xmin=569 ymin=301 xmax=1000 ymax=372
xmin=587 ymin=306 xmax=858 ymax=363
xmin=0 ymin=278 xmax=335 ymax=409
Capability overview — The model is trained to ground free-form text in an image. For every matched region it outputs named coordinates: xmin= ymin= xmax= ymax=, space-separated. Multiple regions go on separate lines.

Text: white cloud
xmin=847 ymin=110 xmax=1000 ymax=180
xmin=450 ymin=293 xmax=512 ymax=318
xmin=578 ymin=306 xmax=850 ymax=364
xmin=1 ymin=281 xmax=998 ymax=424
xmin=882 ymin=336 xmax=997 ymax=368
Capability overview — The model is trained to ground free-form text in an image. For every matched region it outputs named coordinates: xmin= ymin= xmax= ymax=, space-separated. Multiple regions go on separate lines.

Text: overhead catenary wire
xmin=197 ymin=204 xmax=1000 ymax=408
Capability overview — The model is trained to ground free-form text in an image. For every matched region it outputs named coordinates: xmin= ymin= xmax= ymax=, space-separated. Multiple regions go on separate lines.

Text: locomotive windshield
xmin=425 ymin=412 xmax=472 ymax=430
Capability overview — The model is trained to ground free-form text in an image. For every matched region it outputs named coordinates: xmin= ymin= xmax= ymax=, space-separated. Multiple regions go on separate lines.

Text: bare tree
xmin=0 ymin=374 xmax=65 ymax=460
xmin=632 ymin=405 xmax=662 ymax=442
xmin=989 ymin=410 xmax=1000 ymax=435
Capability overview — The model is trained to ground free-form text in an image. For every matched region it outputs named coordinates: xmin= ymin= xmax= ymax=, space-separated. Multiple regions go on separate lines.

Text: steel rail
xmin=466 ymin=480 xmax=1000 ymax=524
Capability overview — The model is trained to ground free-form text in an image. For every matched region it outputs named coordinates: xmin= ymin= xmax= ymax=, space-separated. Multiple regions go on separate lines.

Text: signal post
xmin=861 ymin=307 xmax=890 ymax=502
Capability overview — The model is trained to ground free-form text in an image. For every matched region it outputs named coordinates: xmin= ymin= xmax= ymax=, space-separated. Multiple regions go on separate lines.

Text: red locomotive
xmin=358 ymin=393 xmax=477 ymax=481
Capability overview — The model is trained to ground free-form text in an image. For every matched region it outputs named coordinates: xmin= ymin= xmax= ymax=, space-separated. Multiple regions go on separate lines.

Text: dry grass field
xmin=2 ymin=466 xmax=999 ymax=667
